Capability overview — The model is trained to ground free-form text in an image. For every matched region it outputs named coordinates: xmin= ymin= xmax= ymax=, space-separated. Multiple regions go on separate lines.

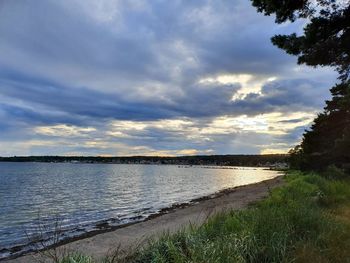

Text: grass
xmin=59 ymin=171 xmax=350 ymax=263
xmin=59 ymin=253 xmax=94 ymax=263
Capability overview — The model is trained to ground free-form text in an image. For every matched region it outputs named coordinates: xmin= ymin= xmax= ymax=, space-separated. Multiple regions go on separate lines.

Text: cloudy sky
xmin=0 ymin=0 xmax=338 ymax=156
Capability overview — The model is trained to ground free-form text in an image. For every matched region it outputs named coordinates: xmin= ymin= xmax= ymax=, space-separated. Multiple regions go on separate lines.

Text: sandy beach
xmin=5 ymin=175 xmax=284 ymax=263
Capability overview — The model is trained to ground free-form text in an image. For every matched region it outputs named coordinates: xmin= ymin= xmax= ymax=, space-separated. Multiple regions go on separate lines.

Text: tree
xmin=251 ymin=0 xmax=350 ymax=172
xmin=300 ymin=81 xmax=350 ymax=170
xmin=252 ymin=0 xmax=350 ymax=80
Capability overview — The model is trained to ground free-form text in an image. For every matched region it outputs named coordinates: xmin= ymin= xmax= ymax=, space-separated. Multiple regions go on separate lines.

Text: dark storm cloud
xmin=0 ymin=71 xmax=328 ymax=125
xmin=0 ymin=0 xmax=302 ymax=87
xmin=277 ymin=118 xmax=310 ymax=124
xmin=230 ymin=79 xmax=330 ymax=115
xmin=0 ymin=71 xmax=176 ymax=122
xmin=0 ymin=0 xmax=337 ymax=155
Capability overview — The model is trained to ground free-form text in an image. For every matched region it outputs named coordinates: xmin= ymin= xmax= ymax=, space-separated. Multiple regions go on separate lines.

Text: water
xmin=0 ymin=162 xmax=280 ymax=258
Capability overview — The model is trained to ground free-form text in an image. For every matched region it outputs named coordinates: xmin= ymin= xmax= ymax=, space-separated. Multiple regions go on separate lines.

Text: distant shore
xmin=0 ymin=154 xmax=288 ymax=168
xmin=6 ymin=175 xmax=284 ymax=263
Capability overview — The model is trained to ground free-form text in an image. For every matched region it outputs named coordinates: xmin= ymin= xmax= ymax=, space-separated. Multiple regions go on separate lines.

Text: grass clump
xmin=59 ymin=253 xmax=94 ymax=263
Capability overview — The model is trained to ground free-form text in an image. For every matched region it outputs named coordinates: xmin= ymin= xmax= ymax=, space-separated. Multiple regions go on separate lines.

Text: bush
xmin=322 ymin=165 xmax=347 ymax=180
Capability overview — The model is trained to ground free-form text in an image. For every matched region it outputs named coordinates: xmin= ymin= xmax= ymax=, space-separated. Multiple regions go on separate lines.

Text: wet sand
xmin=6 ymin=175 xmax=284 ymax=263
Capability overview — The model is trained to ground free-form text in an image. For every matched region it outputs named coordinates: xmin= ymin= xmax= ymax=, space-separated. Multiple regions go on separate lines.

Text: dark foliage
xmin=252 ymin=0 xmax=350 ymax=80
xmin=289 ymin=81 xmax=350 ymax=171
xmin=252 ymin=0 xmax=350 ymax=173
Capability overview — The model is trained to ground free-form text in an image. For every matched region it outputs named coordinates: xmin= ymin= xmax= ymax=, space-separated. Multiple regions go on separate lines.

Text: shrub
xmin=322 ymin=165 xmax=347 ymax=180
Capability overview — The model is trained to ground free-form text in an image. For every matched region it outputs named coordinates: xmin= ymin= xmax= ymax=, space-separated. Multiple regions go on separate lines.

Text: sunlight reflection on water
xmin=0 ymin=163 xmax=280 ymax=255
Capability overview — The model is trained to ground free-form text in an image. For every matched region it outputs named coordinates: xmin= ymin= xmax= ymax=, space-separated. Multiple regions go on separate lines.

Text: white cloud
xmin=0 ymin=0 xmax=337 ymax=156
xmin=34 ymin=124 xmax=96 ymax=137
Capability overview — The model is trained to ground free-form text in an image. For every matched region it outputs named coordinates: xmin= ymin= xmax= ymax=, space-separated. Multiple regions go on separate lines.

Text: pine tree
xmin=251 ymin=0 xmax=350 ymax=172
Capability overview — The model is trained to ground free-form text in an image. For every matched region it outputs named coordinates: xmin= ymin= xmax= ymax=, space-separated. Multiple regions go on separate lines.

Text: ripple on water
xmin=0 ymin=163 xmax=280 ymax=259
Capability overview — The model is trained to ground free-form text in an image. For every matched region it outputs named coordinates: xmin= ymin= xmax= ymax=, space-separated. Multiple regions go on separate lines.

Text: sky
xmin=0 ymin=0 xmax=338 ymax=157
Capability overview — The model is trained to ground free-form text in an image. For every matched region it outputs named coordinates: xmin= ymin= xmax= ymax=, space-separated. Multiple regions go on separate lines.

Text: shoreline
xmin=5 ymin=174 xmax=284 ymax=262
xmin=0 ymin=162 xmax=288 ymax=171
xmin=0 ymin=170 xmax=275 ymax=260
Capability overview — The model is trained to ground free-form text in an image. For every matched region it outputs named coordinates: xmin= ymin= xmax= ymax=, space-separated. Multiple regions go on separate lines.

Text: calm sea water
xmin=0 ymin=162 xmax=280 ymax=258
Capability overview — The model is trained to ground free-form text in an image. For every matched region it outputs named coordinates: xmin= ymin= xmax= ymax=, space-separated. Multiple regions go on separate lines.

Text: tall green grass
xmin=59 ymin=253 xmax=93 ymax=263
xmin=59 ymin=171 xmax=350 ymax=263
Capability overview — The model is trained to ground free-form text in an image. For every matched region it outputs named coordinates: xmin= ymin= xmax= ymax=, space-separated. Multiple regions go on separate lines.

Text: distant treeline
xmin=0 ymin=154 xmax=288 ymax=167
